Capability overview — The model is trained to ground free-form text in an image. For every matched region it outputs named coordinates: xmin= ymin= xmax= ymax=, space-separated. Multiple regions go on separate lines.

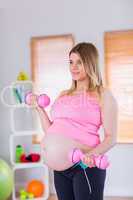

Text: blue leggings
xmin=54 ymin=163 xmax=106 ymax=200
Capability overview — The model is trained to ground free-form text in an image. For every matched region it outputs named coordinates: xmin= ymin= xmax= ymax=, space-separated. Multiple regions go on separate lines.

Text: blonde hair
xmin=59 ymin=42 xmax=104 ymax=105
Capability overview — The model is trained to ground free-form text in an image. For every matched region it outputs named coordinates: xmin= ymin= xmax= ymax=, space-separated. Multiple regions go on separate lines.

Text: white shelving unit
xmin=8 ymin=81 xmax=49 ymax=200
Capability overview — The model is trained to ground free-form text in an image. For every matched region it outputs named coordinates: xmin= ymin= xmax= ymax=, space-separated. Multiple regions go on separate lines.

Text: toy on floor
xmin=69 ymin=148 xmax=110 ymax=169
xmin=25 ymin=92 xmax=50 ymax=108
xmin=27 ymin=179 xmax=45 ymax=198
xmin=15 ymin=145 xmax=40 ymax=163
xmin=19 ymin=189 xmax=34 ymax=200
xmin=0 ymin=159 xmax=13 ymax=200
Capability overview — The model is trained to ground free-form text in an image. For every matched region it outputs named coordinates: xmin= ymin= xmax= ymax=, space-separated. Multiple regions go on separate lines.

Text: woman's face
xmin=69 ymin=52 xmax=87 ymax=81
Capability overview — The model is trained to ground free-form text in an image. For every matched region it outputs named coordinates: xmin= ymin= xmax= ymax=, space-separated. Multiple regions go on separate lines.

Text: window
xmin=31 ymin=34 xmax=74 ymax=95
xmin=104 ymin=30 xmax=133 ymax=143
xmin=31 ymin=34 xmax=75 ymax=141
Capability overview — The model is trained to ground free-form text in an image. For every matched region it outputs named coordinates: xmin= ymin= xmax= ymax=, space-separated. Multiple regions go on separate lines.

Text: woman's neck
xmin=76 ymin=79 xmax=89 ymax=92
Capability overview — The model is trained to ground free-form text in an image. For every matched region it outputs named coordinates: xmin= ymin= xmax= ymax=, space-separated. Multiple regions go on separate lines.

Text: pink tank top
xmin=47 ymin=92 xmax=102 ymax=147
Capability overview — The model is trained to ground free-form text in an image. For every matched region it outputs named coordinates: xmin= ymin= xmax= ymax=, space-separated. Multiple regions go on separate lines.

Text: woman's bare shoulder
xmin=57 ymin=90 xmax=68 ymax=98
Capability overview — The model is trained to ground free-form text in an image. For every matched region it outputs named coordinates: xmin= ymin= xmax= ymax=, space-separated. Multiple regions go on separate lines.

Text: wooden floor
xmin=8 ymin=194 xmax=133 ymax=199
xmin=48 ymin=194 xmax=133 ymax=200
xmin=104 ymin=198 xmax=133 ymax=200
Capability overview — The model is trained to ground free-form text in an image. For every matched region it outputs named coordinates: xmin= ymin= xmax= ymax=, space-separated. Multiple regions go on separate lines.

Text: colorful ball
xmin=0 ymin=159 xmax=13 ymax=200
xmin=27 ymin=179 xmax=44 ymax=197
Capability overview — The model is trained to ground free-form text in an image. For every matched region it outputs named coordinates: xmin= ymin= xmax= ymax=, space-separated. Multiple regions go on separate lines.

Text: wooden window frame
xmin=104 ymin=30 xmax=133 ymax=144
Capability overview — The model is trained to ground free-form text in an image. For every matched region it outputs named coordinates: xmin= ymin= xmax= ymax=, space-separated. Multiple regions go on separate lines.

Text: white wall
xmin=0 ymin=0 xmax=133 ymax=196
xmin=0 ymin=8 xmax=12 ymax=162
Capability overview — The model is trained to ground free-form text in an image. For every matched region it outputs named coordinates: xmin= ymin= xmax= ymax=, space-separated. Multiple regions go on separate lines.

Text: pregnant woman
xmin=33 ymin=42 xmax=118 ymax=200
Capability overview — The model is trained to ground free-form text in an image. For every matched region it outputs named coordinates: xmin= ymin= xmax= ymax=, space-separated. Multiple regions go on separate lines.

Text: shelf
xmin=15 ymin=197 xmax=46 ymax=200
xmin=12 ymin=162 xmax=45 ymax=169
xmin=12 ymin=164 xmax=49 ymax=200
xmin=10 ymin=107 xmax=42 ymax=133
xmin=10 ymin=130 xmax=44 ymax=136
xmin=1 ymin=81 xmax=33 ymax=107
xmin=12 ymin=80 xmax=33 ymax=85
xmin=9 ymin=103 xmax=35 ymax=108
xmin=10 ymin=133 xmax=44 ymax=166
xmin=8 ymin=80 xmax=50 ymax=200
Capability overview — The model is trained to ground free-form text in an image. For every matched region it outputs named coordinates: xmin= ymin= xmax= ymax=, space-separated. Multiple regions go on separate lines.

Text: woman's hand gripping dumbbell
xmin=25 ymin=92 xmax=50 ymax=108
xmin=69 ymin=148 xmax=109 ymax=169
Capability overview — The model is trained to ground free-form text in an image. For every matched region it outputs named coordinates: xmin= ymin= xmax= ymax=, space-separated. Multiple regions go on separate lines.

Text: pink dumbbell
xmin=69 ymin=148 xmax=109 ymax=169
xmin=25 ymin=92 xmax=50 ymax=108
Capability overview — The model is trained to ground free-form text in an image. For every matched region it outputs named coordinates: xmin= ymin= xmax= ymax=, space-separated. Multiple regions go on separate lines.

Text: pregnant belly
xmin=42 ymin=133 xmax=93 ymax=171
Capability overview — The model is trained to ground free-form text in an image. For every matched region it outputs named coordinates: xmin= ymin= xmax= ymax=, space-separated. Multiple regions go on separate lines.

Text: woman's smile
xmin=71 ymin=71 xmax=80 ymax=75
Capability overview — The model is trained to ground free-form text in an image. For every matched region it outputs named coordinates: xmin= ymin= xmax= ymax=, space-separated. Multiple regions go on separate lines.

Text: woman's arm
xmin=83 ymin=89 xmax=118 ymax=166
xmin=35 ymin=90 xmax=66 ymax=133
xmin=30 ymin=94 xmax=53 ymax=133
xmin=36 ymin=106 xmax=53 ymax=133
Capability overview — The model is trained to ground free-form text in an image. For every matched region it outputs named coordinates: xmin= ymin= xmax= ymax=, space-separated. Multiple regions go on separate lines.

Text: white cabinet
xmin=9 ymin=81 xmax=49 ymax=200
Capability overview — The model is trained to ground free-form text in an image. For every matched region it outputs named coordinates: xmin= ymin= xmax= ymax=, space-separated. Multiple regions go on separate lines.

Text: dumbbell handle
xmin=25 ymin=92 xmax=50 ymax=108
xmin=69 ymin=148 xmax=109 ymax=169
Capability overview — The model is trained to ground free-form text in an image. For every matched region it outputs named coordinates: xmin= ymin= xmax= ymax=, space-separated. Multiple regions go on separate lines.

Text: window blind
xmin=104 ymin=30 xmax=133 ymax=143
